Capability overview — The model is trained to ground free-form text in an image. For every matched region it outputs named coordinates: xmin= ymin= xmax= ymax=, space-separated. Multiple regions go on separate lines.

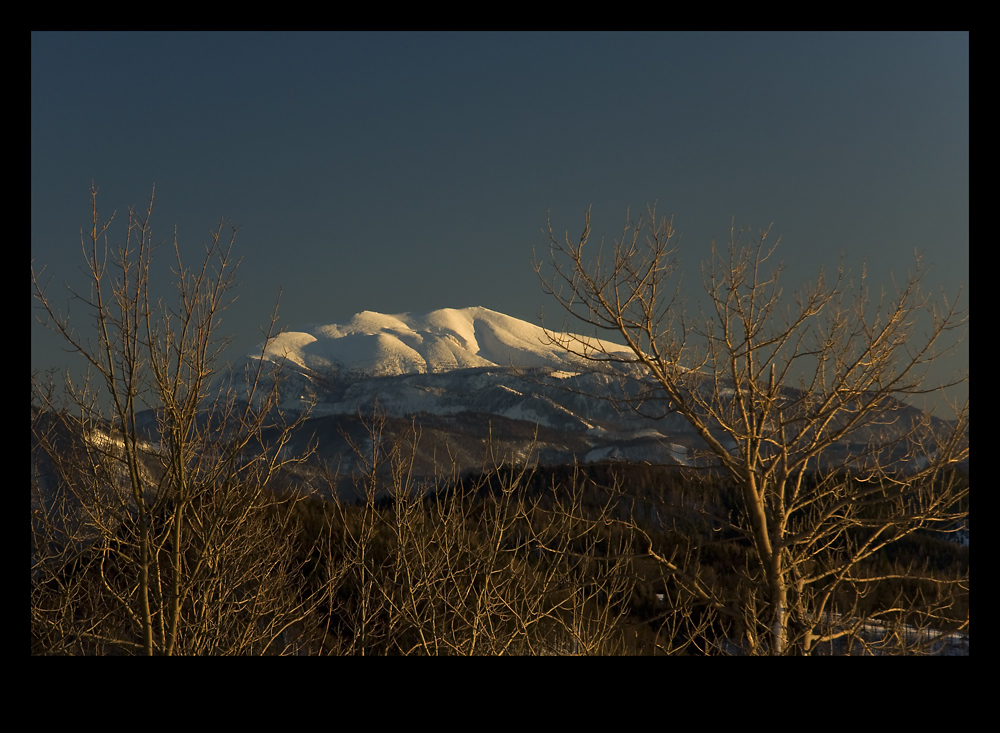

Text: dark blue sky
xmin=31 ymin=31 xmax=968 ymax=409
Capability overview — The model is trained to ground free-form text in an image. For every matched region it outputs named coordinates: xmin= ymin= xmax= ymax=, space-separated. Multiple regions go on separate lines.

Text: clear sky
xmin=31 ymin=31 xmax=968 ymax=411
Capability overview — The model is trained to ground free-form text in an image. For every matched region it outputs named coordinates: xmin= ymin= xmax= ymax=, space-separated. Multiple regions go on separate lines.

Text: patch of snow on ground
xmin=549 ymin=370 xmax=580 ymax=379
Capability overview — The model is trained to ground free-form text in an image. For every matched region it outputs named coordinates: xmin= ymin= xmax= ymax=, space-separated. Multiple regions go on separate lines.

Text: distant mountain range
xmin=207 ymin=306 xmax=963 ymax=487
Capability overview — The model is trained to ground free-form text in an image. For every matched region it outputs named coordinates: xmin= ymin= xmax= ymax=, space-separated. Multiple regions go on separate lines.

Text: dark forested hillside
xmin=32 ymin=405 xmax=969 ymax=655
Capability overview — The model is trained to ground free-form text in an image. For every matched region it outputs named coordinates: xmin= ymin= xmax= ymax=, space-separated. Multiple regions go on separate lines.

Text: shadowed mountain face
xmin=204 ymin=307 xmax=963 ymax=491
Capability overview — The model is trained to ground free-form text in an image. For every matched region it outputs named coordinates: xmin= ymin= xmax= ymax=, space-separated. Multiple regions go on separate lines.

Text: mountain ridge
xmin=251 ymin=305 xmax=633 ymax=379
xmin=206 ymin=305 xmax=966 ymax=482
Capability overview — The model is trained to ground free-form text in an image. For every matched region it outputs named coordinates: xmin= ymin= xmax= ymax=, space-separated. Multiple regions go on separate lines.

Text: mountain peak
xmin=254 ymin=306 xmax=632 ymax=378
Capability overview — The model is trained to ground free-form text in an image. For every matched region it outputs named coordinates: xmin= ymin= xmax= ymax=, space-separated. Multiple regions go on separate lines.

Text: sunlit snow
xmin=255 ymin=306 xmax=633 ymax=377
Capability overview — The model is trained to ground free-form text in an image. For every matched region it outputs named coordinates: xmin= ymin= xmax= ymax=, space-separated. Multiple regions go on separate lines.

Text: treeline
xmin=32 ymin=431 xmax=968 ymax=654
xmin=447 ymin=460 xmax=970 ymax=651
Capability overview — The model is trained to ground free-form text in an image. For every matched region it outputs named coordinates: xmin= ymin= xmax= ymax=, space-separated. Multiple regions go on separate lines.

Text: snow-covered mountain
xmin=212 ymin=306 xmax=962 ymax=482
xmin=253 ymin=306 xmax=634 ymax=379
xmin=230 ymin=306 xmax=655 ymax=426
xmin=209 ymin=306 xmax=695 ymax=473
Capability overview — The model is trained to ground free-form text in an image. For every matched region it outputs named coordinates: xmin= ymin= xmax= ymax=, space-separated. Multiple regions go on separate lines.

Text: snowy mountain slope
xmin=254 ymin=306 xmax=635 ymax=378
xmin=208 ymin=305 xmax=963 ymax=481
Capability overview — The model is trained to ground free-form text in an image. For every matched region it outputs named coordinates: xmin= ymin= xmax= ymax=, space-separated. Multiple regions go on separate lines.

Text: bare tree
xmin=28 ymin=187 xmax=656 ymax=656
xmin=31 ymin=185 xmax=329 ymax=655
xmin=535 ymin=206 xmax=969 ymax=655
xmin=320 ymin=412 xmax=641 ymax=655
